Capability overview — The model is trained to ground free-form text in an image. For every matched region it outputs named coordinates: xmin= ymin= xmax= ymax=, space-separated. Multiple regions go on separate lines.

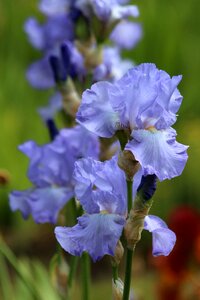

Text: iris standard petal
xmin=19 ymin=139 xmax=73 ymax=187
xmin=76 ymin=81 xmax=120 ymax=137
xmin=55 ymin=213 xmax=125 ymax=261
xmin=38 ymin=92 xmax=62 ymax=121
xmin=111 ymin=5 xmax=139 ymax=20
xmin=57 ymin=125 xmax=100 ymax=159
xmin=73 ymin=158 xmax=105 ymax=214
xmin=115 ymin=63 xmax=183 ymax=130
xmin=110 ymin=21 xmax=142 ymax=50
xmin=26 ymin=58 xmax=55 ymax=89
xmin=73 ymin=156 xmax=127 ymax=214
xmin=39 ymin=0 xmax=71 ymax=16
xmin=24 ymin=18 xmax=44 ymax=50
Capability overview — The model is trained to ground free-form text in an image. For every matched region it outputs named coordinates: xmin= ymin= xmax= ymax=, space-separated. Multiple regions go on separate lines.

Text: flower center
xmin=145 ymin=126 xmax=157 ymax=133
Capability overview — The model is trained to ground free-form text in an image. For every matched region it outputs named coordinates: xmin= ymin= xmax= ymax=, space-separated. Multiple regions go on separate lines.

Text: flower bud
xmin=0 ymin=169 xmax=10 ymax=186
xmin=60 ymin=78 xmax=80 ymax=117
xmin=50 ymin=253 xmax=69 ymax=296
xmin=118 ymin=150 xmax=140 ymax=181
xmin=124 ymin=207 xmax=147 ymax=250
xmin=111 ymin=240 xmax=124 ymax=266
xmin=112 ymin=278 xmax=124 ymax=300
xmin=76 ymin=39 xmax=103 ymax=70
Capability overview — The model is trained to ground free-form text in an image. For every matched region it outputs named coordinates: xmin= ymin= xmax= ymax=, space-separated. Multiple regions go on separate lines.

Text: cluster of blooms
xmin=9 ymin=0 xmax=188 ymax=298
xmin=25 ymin=0 xmax=142 ymax=118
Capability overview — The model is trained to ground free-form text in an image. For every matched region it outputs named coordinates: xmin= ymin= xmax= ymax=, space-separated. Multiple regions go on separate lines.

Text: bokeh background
xmin=0 ymin=0 xmax=200 ymax=299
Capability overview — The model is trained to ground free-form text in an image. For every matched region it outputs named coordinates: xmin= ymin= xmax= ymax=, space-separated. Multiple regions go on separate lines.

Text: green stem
xmin=123 ymin=249 xmax=133 ymax=300
xmin=116 ymin=130 xmax=128 ymax=151
xmin=68 ymin=256 xmax=79 ymax=288
xmin=71 ymin=198 xmax=78 ymax=224
xmin=126 ymin=180 xmax=133 ymax=213
xmin=123 ymin=180 xmax=133 ymax=300
xmin=66 ymin=199 xmax=80 ymax=299
xmin=112 ymin=265 xmax=118 ymax=283
xmin=81 ymin=252 xmax=90 ymax=300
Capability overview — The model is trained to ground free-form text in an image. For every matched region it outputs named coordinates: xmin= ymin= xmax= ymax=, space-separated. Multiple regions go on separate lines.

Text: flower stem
xmin=126 ymin=180 xmax=133 ymax=213
xmin=81 ymin=252 xmax=90 ymax=300
xmin=67 ymin=256 xmax=79 ymax=300
xmin=112 ymin=265 xmax=118 ymax=283
xmin=123 ymin=249 xmax=133 ymax=300
xmin=123 ymin=180 xmax=133 ymax=300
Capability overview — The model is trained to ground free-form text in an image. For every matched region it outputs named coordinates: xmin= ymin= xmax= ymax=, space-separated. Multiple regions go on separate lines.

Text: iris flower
xmin=77 ymin=63 xmax=188 ymax=181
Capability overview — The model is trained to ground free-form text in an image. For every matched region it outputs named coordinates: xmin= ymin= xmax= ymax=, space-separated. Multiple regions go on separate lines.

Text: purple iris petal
xmin=144 ymin=215 xmax=176 ymax=256
xmin=19 ymin=126 xmax=99 ymax=188
xmin=19 ymin=140 xmax=73 ymax=187
xmin=39 ymin=0 xmax=71 ymax=16
xmin=111 ymin=4 xmax=139 ymax=20
xmin=24 ymin=18 xmax=45 ymax=50
xmin=73 ymin=156 xmax=127 ymax=214
xmin=62 ymin=42 xmax=86 ymax=79
xmin=76 ymin=81 xmax=120 ymax=137
xmin=10 ymin=125 xmax=99 ymax=224
xmin=116 ymin=64 xmax=183 ymax=129
xmin=55 ymin=126 xmax=100 ymax=160
xmin=75 ymin=0 xmax=92 ymax=18
xmin=74 ymin=156 xmax=142 ymax=215
xmin=25 ymin=15 xmax=74 ymax=53
xmin=73 ymin=158 xmax=109 ymax=214
xmin=9 ymin=190 xmax=31 ymax=219
xmin=93 ymin=46 xmax=133 ymax=82
xmin=92 ymin=0 xmax=139 ymax=21
xmin=38 ymin=92 xmax=62 ymax=121
xmin=10 ymin=187 xmax=73 ymax=224
xmin=76 ymin=0 xmax=139 ymax=21
xmin=92 ymin=0 xmax=112 ymax=20
xmin=126 ymin=128 xmax=188 ymax=181
xmin=43 ymin=15 xmax=74 ymax=51
xmin=26 ymin=58 xmax=55 ymax=89
xmin=55 ymin=213 xmax=125 ymax=261
xmin=110 ymin=21 xmax=142 ymax=49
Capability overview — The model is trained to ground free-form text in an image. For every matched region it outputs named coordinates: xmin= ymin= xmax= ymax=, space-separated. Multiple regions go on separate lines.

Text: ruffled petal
xmin=91 ymin=0 xmax=139 ymax=21
xmin=56 ymin=125 xmax=100 ymax=160
xmin=19 ymin=139 xmax=74 ymax=187
xmin=55 ymin=213 xmax=125 ymax=261
xmin=144 ymin=215 xmax=176 ymax=256
xmin=24 ymin=18 xmax=44 ymax=50
xmin=111 ymin=5 xmax=139 ymax=20
xmin=92 ymin=0 xmax=112 ymax=21
xmin=110 ymin=21 xmax=142 ymax=50
xmin=39 ymin=0 xmax=70 ymax=16
xmin=38 ymin=92 xmax=62 ymax=121
xmin=114 ymin=64 xmax=159 ymax=129
xmin=125 ymin=128 xmax=188 ymax=181
xmin=9 ymin=190 xmax=31 ymax=219
xmin=73 ymin=156 xmax=127 ymax=214
xmin=76 ymin=81 xmax=120 ymax=137
xmin=115 ymin=63 xmax=183 ymax=130
xmin=9 ymin=187 xmax=73 ymax=224
xmin=26 ymin=58 xmax=55 ymax=89
xmin=93 ymin=46 xmax=133 ymax=82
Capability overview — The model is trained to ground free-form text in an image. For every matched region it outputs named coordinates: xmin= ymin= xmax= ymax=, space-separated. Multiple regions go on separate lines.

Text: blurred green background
xmin=0 ymin=0 xmax=200 ymax=299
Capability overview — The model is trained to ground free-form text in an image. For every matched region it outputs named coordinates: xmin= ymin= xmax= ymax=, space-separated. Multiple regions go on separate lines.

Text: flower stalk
xmin=122 ymin=179 xmax=133 ymax=300
xmin=81 ymin=252 xmax=91 ymax=300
